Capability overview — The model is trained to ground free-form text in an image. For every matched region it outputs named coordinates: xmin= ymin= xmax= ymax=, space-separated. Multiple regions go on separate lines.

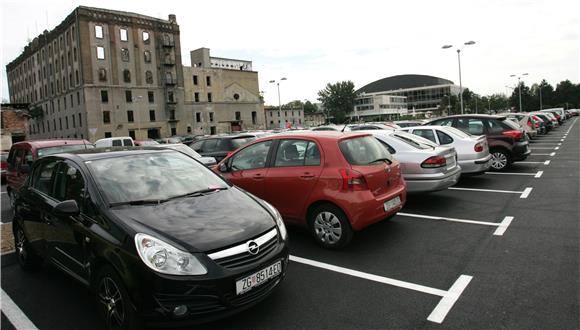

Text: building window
xmin=167 ymin=91 xmax=175 ymax=103
xmin=65 ymin=117 xmax=69 ymax=129
xmin=104 ymin=132 xmax=112 ymax=138
xmin=171 ymin=127 xmax=177 ymax=136
xmin=123 ymin=70 xmax=131 ymax=83
xmin=120 ymin=28 xmax=128 ymax=41
xmin=144 ymin=50 xmax=151 ymax=63
xmin=207 ymin=93 xmax=212 ymax=103
xmin=209 ymin=112 xmax=214 ymax=122
xmin=128 ymin=130 xmax=135 ymax=140
xmin=121 ymin=48 xmax=130 ymax=62
xmin=73 ymin=48 xmax=77 ymax=62
xmin=194 ymin=92 xmax=200 ymax=102
xmin=148 ymin=91 xmax=154 ymax=103
xmin=145 ymin=70 xmax=153 ymax=84
xmin=233 ymin=93 xmax=240 ymax=100
xmin=149 ymin=110 xmax=156 ymax=122
xmin=103 ymin=111 xmax=111 ymax=124
xmin=95 ymin=25 xmax=103 ymax=39
xmin=101 ymin=90 xmax=108 ymax=103
xmin=127 ymin=110 xmax=134 ymax=122
xmin=125 ymin=90 xmax=132 ymax=102
xmin=78 ymin=113 xmax=82 ymax=127
xmin=72 ymin=115 xmax=75 ymax=128
xmin=235 ymin=111 xmax=241 ymax=121
xmin=196 ymin=112 xmax=201 ymax=122
xmin=252 ymin=111 xmax=257 ymax=125
xmin=142 ymin=31 xmax=150 ymax=44
xmin=97 ymin=46 xmax=105 ymax=60
xmin=59 ymin=118 xmax=62 ymax=130
xmin=206 ymin=76 xmax=211 ymax=86
xmin=187 ymin=126 xmax=192 ymax=133
xmin=77 ymin=91 xmax=81 ymax=105
xmin=193 ymin=75 xmax=198 ymax=85
xmin=98 ymin=68 xmax=106 ymax=82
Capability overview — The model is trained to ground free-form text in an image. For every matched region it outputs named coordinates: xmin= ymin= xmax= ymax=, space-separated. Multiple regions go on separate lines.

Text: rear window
xmin=339 ymin=136 xmax=393 ymax=165
xmin=501 ymin=119 xmax=520 ymax=130
xmin=392 ymin=132 xmax=437 ymax=149
xmin=443 ymin=126 xmax=471 ymax=138
xmin=230 ymin=137 xmax=255 ymax=149
xmin=37 ymin=144 xmax=95 ymax=158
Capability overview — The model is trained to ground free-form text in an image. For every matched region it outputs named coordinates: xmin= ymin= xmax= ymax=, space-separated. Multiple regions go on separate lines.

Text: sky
xmin=1 ymin=0 xmax=578 ymax=106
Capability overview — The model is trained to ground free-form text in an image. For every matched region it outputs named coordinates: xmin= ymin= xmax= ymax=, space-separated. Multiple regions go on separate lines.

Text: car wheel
xmin=490 ymin=149 xmax=511 ymax=171
xmin=96 ymin=266 xmax=140 ymax=330
xmin=14 ymin=223 xmax=42 ymax=271
xmin=309 ymin=204 xmax=353 ymax=249
xmin=8 ymin=190 xmax=16 ymax=212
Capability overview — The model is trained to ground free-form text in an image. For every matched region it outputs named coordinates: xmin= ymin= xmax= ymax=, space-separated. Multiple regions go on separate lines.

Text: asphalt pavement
xmin=1 ymin=118 xmax=578 ymax=329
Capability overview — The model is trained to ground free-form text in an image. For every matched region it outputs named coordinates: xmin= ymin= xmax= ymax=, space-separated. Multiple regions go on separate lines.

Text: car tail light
xmin=421 ymin=156 xmax=446 ymax=168
xmin=339 ymin=169 xmax=368 ymax=191
xmin=501 ymin=130 xmax=524 ymax=141
xmin=527 ymin=119 xmax=533 ymax=128
xmin=535 ymin=122 xmax=540 ymax=128
xmin=474 ymin=142 xmax=484 ymax=152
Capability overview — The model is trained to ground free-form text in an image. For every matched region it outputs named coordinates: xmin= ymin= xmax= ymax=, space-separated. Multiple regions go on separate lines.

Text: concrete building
xmin=182 ymin=48 xmax=264 ymax=135
xmin=264 ymin=106 xmax=305 ymax=129
xmin=352 ymin=94 xmax=408 ymax=121
xmin=304 ymin=111 xmax=326 ymax=127
xmin=6 ymin=7 xmax=264 ymax=141
xmin=356 ymin=74 xmax=462 ymax=116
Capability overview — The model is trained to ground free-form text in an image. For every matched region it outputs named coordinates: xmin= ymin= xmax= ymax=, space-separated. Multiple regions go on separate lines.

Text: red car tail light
xmin=421 ymin=156 xmax=446 ymax=168
xmin=474 ymin=143 xmax=484 ymax=152
xmin=339 ymin=169 xmax=368 ymax=191
xmin=501 ymin=130 xmax=523 ymax=141
xmin=527 ymin=119 xmax=533 ymax=128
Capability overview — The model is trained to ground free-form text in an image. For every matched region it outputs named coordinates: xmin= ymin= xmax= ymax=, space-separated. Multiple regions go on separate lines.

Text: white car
xmin=95 ymin=136 xmax=134 ymax=148
xmin=400 ymin=126 xmax=491 ymax=175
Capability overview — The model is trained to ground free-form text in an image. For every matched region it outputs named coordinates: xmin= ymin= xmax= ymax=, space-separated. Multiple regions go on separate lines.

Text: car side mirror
xmin=53 ymin=200 xmax=80 ymax=217
xmin=219 ymin=162 xmax=229 ymax=173
xmin=20 ymin=164 xmax=31 ymax=174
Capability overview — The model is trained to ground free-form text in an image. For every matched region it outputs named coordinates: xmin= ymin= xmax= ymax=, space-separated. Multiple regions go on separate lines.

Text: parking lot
xmin=1 ymin=118 xmax=578 ymax=329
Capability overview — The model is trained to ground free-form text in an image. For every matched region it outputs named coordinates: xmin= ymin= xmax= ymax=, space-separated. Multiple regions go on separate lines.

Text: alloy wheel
xmin=491 ymin=152 xmax=508 ymax=170
xmin=313 ymin=211 xmax=343 ymax=244
xmin=98 ymin=277 xmax=125 ymax=329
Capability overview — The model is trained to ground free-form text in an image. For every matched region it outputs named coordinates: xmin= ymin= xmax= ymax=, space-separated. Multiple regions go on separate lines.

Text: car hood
xmin=111 ymin=187 xmax=275 ymax=253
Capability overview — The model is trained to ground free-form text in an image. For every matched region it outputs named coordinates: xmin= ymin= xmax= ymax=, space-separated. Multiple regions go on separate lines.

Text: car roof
xmin=11 ymin=139 xmax=91 ymax=148
xmin=262 ymin=131 xmax=371 ymax=142
xmin=429 ymin=114 xmax=505 ymax=120
xmin=50 ymin=147 xmax=171 ymax=162
xmin=197 ymin=134 xmax=255 ymax=140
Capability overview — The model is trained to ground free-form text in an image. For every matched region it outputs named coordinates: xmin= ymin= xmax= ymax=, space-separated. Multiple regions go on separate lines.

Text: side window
xmin=274 ymin=140 xmax=309 ymax=167
xmin=457 ymin=118 xmax=485 ymax=135
xmin=432 ymin=118 xmax=454 ymax=127
xmin=378 ymin=140 xmax=396 ymax=154
xmin=53 ymin=163 xmax=85 ymax=207
xmin=230 ymin=141 xmax=272 ymax=171
xmin=8 ymin=149 xmax=24 ymax=170
xmin=24 ymin=150 xmax=33 ymax=165
xmin=304 ymin=142 xmax=321 ymax=166
xmin=190 ymin=140 xmax=204 ymax=152
xmin=412 ymin=129 xmax=436 ymax=143
xmin=123 ymin=139 xmax=133 ymax=146
xmin=112 ymin=140 xmax=122 ymax=147
xmin=436 ymin=130 xmax=454 ymax=145
xmin=33 ymin=160 xmax=59 ymax=195
xmin=203 ymin=139 xmax=218 ymax=152
xmin=487 ymin=119 xmax=506 ymax=134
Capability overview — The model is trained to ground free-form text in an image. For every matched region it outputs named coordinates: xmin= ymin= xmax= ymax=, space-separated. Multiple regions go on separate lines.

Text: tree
xmin=303 ymin=100 xmax=318 ymax=114
xmin=437 ymin=94 xmax=459 ymax=116
xmin=509 ymin=82 xmax=534 ymax=112
xmin=317 ymin=81 xmax=356 ymax=123
xmin=554 ymin=80 xmax=579 ymax=108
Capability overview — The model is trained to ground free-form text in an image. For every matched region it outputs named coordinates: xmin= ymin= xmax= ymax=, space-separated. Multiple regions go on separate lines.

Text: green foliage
xmin=317 ymin=81 xmax=356 ymax=123
xmin=303 ymin=100 xmax=318 ymax=114
xmin=28 ymin=106 xmax=44 ymax=119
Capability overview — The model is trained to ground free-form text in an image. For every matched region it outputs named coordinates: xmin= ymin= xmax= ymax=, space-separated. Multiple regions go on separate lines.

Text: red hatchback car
xmin=214 ymin=132 xmax=407 ymax=248
xmin=6 ymin=139 xmax=93 ymax=207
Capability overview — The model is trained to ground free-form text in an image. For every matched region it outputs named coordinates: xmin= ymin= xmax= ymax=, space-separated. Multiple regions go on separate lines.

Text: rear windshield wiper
xmin=110 ymin=199 xmax=167 ymax=207
xmin=367 ymin=158 xmax=392 ymax=165
xmin=167 ymin=187 xmax=228 ymax=200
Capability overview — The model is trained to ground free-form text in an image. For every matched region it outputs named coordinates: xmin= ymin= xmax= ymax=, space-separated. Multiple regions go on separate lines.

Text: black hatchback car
xmin=189 ymin=135 xmax=256 ymax=162
xmin=425 ymin=115 xmax=531 ymax=171
xmin=12 ymin=148 xmax=289 ymax=328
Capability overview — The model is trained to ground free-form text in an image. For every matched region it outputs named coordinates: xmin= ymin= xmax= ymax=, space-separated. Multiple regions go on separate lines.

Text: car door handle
xmin=300 ymin=173 xmax=315 ymax=179
xmin=43 ymin=215 xmax=56 ymax=226
xmin=252 ymin=174 xmax=264 ymax=180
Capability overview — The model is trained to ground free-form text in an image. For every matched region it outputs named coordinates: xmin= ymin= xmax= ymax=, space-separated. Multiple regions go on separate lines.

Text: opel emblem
xmin=247 ymin=241 xmax=259 ymax=255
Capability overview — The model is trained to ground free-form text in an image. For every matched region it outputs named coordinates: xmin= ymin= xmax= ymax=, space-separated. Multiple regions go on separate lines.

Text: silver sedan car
xmin=362 ymin=130 xmax=462 ymax=193
xmin=400 ymin=126 xmax=491 ymax=175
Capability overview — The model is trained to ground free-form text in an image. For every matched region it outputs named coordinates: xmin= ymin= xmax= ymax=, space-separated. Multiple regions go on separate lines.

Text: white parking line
xmin=1 ymin=288 xmax=39 ymax=330
xmin=493 ymin=216 xmax=515 ymax=236
xmin=555 ymin=146 xmax=560 ymax=150
xmin=535 ymin=171 xmax=544 ymax=178
xmin=397 ymin=213 xmax=515 ymax=236
xmin=551 ymin=152 xmax=556 ymax=156
xmin=448 ymin=187 xmax=533 ymax=199
xmin=290 ymin=255 xmax=472 ymax=324
xmin=544 ymin=160 xmax=551 ymax=165
xmin=557 ymin=143 xmax=562 ymax=146
xmin=530 ymin=147 xmax=556 ymax=149
xmin=529 ymin=153 xmax=553 ymax=156
xmin=517 ymin=161 xmax=545 ymax=164
xmin=484 ymin=171 xmax=540 ymax=177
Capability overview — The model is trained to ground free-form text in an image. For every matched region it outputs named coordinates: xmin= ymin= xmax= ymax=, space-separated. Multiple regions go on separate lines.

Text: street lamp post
xmin=442 ymin=41 xmax=475 ymax=115
xmin=539 ymin=85 xmax=543 ymax=110
xmin=269 ymin=78 xmax=287 ymax=128
xmin=510 ymin=73 xmax=528 ymax=112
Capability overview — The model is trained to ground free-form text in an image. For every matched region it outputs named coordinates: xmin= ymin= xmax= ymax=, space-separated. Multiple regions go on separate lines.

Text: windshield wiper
xmin=110 ymin=199 xmax=167 ymax=207
xmin=367 ymin=158 xmax=392 ymax=165
xmin=167 ymin=187 xmax=228 ymax=200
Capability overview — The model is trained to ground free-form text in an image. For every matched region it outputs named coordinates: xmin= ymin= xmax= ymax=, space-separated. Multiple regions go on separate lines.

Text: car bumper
xmin=512 ymin=141 xmax=531 ymax=161
xmin=458 ymin=154 xmax=492 ymax=174
xmin=129 ymin=243 xmax=289 ymax=326
xmin=344 ymin=182 xmax=407 ymax=231
xmin=405 ymin=166 xmax=462 ymax=192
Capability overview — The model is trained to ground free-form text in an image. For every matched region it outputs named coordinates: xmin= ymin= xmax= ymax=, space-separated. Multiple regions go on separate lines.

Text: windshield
xmin=38 ymin=144 xmax=94 ymax=157
xmin=164 ymin=144 xmax=202 ymax=158
xmin=86 ymin=151 xmax=228 ymax=204
xmin=230 ymin=137 xmax=255 ymax=149
xmin=392 ymin=131 xmax=437 ymax=149
xmin=339 ymin=136 xmax=393 ymax=165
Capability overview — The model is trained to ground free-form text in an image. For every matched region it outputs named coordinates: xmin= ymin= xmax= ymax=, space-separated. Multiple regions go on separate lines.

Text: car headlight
xmin=134 ymin=233 xmax=207 ymax=275
xmin=262 ymin=201 xmax=287 ymax=240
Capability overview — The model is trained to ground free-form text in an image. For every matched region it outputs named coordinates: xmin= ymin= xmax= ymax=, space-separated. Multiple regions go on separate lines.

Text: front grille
xmin=214 ymin=235 xmax=278 ymax=270
xmin=154 ymin=293 xmax=227 ymax=315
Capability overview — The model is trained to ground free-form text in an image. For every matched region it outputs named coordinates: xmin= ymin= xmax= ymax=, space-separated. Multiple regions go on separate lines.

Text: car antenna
xmin=340 ymin=117 xmax=352 ymax=132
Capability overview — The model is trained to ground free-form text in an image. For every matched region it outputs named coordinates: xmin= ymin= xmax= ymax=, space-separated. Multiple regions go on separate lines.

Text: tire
xmin=8 ymin=190 xmax=16 ymax=215
xmin=13 ymin=223 xmax=43 ymax=271
xmin=309 ymin=204 xmax=353 ymax=249
xmin=96 ymin=265 xmax=140 ymax=330
xmin=490 ymin=149 xmax=511 ymax=171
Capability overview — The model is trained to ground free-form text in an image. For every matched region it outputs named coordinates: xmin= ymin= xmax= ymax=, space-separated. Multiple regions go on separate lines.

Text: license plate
xmin=236 ymin=261 xmax=282 ymax=295
xmin=384 ymin=196 xmax=401 ymax=212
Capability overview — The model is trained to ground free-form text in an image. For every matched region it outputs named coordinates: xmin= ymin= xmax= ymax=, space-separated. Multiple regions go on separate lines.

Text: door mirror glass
xmin=53 ymin=200 xmax=80 ymax=217
xmin=218 ymin=162 xmax=228 ymax=172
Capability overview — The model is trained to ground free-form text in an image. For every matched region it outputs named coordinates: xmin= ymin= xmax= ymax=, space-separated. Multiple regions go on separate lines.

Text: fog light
xmin=173 ymin=305 xmax=188 ymax=317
